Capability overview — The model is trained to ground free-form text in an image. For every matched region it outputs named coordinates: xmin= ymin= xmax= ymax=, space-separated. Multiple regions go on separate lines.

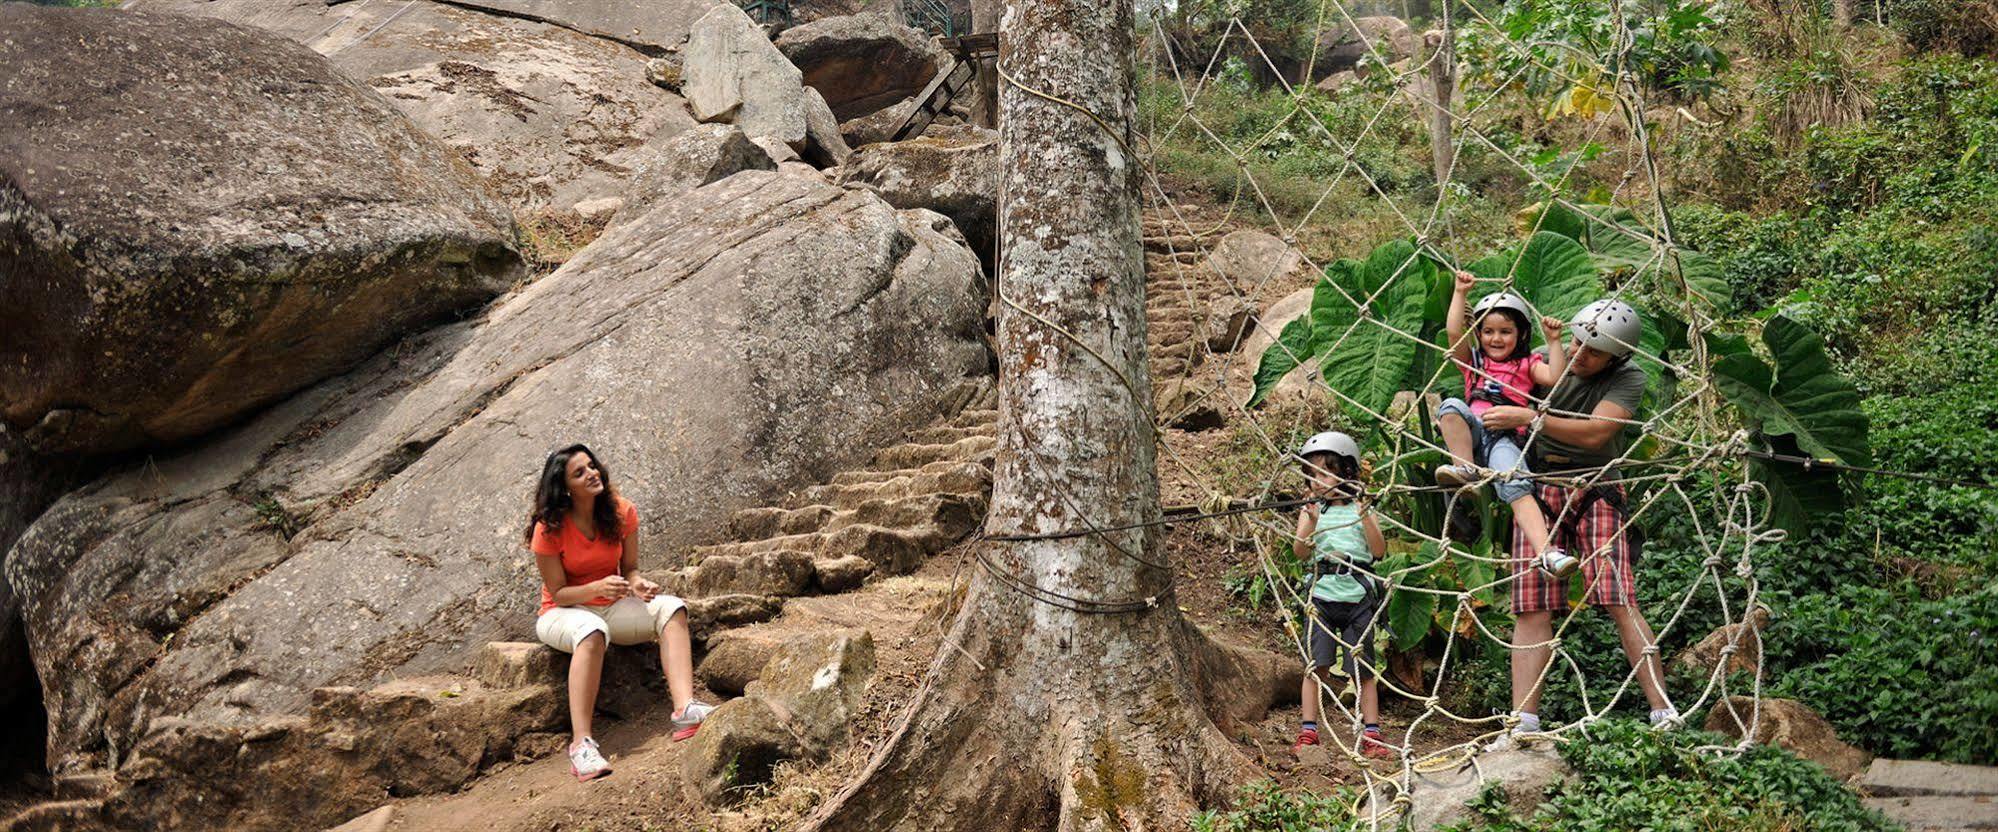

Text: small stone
xmin=645 ymin=56 xmax=684 ymax=91
xmin=321 ymin=730 xmax=357 ymax=752
xmin=570 ymin=197 xmax=624 ymax=222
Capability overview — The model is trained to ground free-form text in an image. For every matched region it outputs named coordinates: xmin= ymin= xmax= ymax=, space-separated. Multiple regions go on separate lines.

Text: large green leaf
xmin=1308 ymin=240 xmax=1431 ymax=421
xmin=1462 ymin=231 xmax=1601 ymax=324
xmin=1247 ymin=310 xmax=1316 ymax=408
xmin=1713 ymin=315 xmax=1871 ymax=467
xmin=1752 ymin=435 xmax=1847 ymax=533
xmin=1589 ymin=224 xmax=1732 ymax=312
xmin=1386 ymin=588 xmax=1437 ymax=649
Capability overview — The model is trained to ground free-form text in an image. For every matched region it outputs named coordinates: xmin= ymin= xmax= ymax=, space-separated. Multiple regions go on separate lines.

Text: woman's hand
xmin=631 ymin=577 xmax=662 ymax=601
xmin=1480 ymin=405 xmax=1534 ymax=431
xmin=592 ymin=575 xmax=631 ymax=600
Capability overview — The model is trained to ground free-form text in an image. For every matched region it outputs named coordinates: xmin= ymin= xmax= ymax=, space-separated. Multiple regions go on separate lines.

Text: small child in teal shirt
xmin=1292 ymin=431 xmax=1394 ymax=760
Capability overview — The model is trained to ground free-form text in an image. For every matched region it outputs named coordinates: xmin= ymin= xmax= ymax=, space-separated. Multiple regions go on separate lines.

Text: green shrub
xmin=1191 ymin=779 xmax=1361 ymax=832
xmin=1441 ymin=719 xmax=1902 ymax=831
xmin=1763 ymin=586 xmax=1998 ymax=764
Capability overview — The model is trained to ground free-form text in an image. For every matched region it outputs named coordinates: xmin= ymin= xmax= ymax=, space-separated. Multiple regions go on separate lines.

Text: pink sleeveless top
xmin=1459 ymin=351 xmax=1543 ymax=416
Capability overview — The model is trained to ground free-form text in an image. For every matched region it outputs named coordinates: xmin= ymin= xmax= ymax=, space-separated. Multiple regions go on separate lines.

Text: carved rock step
xmin=729 ymin=504 xmax=836 ymax=541
xmin=796 ymin=461 xmax=991 ymax=509
xmin=868 ymin=434 xmax=995 ymax=470
xmin=822 ymin=492 xmax=984 ymax=537
xmin=663 ymin=549 xmax=881 ymax=600
xmin=901 ymin=423 xmax=995 ymax=445
xmin=832 ymin=456 xmax=990 ymax=487
xmin=1142 ymin=234 xmax=1203 ymax=253
xmin=728 ymin=492 xmax=984 ymax=543
xmin=947 ymin=407 xmax=998 ymax=429
xmin=688 ymin=523 xmax=957 ymax=574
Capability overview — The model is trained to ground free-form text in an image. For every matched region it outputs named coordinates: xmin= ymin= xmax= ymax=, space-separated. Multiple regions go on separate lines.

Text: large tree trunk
xmin=1425 ymin=25 xmax=1456 ymax=188
xmin=800 ymin=0 xmax=1257 ymax=828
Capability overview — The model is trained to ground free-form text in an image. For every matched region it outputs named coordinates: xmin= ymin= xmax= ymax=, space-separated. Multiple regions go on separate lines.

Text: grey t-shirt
xmin=1532 ymin=350 xmax=1647 ymax=475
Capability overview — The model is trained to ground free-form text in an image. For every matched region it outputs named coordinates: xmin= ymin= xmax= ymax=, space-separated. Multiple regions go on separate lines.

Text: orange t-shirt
xmin=532 ymin=498 xmax=638 ymax=614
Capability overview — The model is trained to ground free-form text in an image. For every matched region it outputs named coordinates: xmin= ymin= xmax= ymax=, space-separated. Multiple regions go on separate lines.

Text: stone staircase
xmin=1142 ymin=215 xmax=1220 ymax=384
xmin=1141 ymin=212 xmax=1256 ymax=430
xmin=662 ymin=405 xmax=996 ymax=598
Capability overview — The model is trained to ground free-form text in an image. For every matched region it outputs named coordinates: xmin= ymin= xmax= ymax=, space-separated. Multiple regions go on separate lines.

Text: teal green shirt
xmin=1307 ymin=503 xmax=1374 ymax=603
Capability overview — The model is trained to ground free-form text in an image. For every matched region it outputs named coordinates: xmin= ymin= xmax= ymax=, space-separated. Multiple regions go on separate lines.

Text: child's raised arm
xmin=1530 ymin=314 xmax=1570 ymax=388
xmin=1445 ymin=269 xmax=1477 ymax=366
xmin=1294 ymin=504 xmax=1319 ymax=561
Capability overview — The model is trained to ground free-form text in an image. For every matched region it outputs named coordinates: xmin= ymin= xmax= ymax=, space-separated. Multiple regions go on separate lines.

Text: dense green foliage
xmin=1191 ymin=780 xmax=1364 ymax=832
xmin=1441 ymin=720 xmax=1901 ymax=831
xmin=1168 ymin=7 xmax=1998 ymax=826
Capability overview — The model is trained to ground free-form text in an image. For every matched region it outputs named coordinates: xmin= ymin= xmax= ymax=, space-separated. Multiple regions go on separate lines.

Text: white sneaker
xmin=1434 ymin=464 xmax=1480 ymax=490
xmin=569 ymin=736 xmax=611 ymax=782
xmin=1650 ymin=708 xmax=1683 ymax=729
xmin=1538 ymin=547 xmax=1579 ymax=578
xmin=671 ymin=699 xmax=715 ymax=742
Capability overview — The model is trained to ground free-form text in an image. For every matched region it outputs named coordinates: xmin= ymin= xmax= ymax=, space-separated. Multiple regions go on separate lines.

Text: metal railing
xmin=900 ymin=0 xmax=968 ymax=37
xmin=737 ymin=0 xmax=793 ymax=31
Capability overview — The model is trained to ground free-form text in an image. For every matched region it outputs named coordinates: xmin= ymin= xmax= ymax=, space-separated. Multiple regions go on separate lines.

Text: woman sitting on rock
xmin=526 ymin=444 xmax=712 ymax=782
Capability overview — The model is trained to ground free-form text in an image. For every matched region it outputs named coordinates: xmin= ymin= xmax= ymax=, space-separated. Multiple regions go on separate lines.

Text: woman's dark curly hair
xmin=523 ymin=443 xmax=624 ymax=545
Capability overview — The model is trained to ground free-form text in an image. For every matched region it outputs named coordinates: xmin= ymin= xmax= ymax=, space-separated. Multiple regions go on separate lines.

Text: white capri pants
xmin=535 ymin=595 xmax=688 ymax=653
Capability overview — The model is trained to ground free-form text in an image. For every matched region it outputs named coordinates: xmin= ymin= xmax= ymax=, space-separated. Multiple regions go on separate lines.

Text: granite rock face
xmin=125 ymin=0 xmax=713 ymax=213
xmin=9 ymin=172 xmax=989 ymax=777
xmin=0 ymin=5 xmax=524 ymax=454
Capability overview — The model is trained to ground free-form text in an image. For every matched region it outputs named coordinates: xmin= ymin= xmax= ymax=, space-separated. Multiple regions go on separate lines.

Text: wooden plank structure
xmin=890 ymin=33 xmax=998 ymax=142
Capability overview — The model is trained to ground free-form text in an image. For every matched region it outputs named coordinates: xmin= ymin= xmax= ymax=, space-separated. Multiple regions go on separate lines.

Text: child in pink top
xmin=1435 ymin=270 xmax=1573 ymax=574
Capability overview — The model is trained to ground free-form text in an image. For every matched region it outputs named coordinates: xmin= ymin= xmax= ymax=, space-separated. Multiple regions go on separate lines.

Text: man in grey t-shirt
xmin=1476 ymin=298 xmax=1677 ymax=747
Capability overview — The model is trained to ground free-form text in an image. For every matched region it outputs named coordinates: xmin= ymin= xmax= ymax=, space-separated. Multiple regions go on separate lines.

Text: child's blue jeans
xmin=1438 ymin=397 xmax=1534 ymax=505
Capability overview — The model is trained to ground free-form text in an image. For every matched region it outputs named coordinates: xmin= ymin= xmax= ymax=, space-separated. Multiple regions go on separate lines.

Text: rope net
xmin=990 ymin=0 xmax=1783 ymax=822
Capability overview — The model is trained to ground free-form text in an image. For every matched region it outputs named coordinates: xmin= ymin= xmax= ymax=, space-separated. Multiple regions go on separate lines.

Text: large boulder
xmin=840 ymin=97 xmax=921 ymax=147
xmin=683 ymin=629 xmax=875 ymax=803
xmin=1202 ymin=229 xmax=1309 ymax=290
xmin=0 ymin=5 xmax=523 ymax=454
xmin=125 ymin=0 xmax=711 ymax=213
xmin=684 ymin=4 xmax=809 ymax=149
xmin=620 ymin=123 xmax=779 ymax=220
xmin=1705 ymin=696 xmax=1872 ymax=782
xmin=841 ymin=124 xmax=998 ymax=273
xmin=0 ymin=427 xmax=87 ymax=709
xmin=1367 ymin=747 xmax=1569 ymax=830
xmin=1236 ymin=286 xmax=1321 ymax=403
xmin=8 ymin=171 xmax=989 ymax=778
xmin=100 ymin=676 xmax=567 ymax=830
xmin=776 ymin=13 xmax=943 ymax=121
xmin=1313 ymin=16 xmax=1418 ymax=77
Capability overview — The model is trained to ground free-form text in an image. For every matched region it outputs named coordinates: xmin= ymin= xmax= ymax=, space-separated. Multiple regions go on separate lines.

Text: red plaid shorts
xmin=1510 ymin=483 xmax=1638 ymax=614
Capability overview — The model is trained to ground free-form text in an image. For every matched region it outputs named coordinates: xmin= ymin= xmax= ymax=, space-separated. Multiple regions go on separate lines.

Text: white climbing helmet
xmin=1297 ymin=431 xmax=1359 ymax=463
xmin=1471 ymin=291 xmax=1532 ymax=322
xmin=1569 ymin=298 xmax=1642 ymax=357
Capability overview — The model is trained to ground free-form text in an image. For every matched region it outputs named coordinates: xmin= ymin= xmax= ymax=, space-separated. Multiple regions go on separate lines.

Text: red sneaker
xmin=1360 ymin=729 xmax=1396 ymax=760
xmin=1292 ymin=727 xmax=1321 ymax=754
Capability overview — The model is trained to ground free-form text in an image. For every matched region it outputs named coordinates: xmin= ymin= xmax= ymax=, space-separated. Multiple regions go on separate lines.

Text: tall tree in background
xmin=802 ymin=0 xmax=1259 ymax=827
xmin=1425 ymin=21 xmax=1457 ymax=187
